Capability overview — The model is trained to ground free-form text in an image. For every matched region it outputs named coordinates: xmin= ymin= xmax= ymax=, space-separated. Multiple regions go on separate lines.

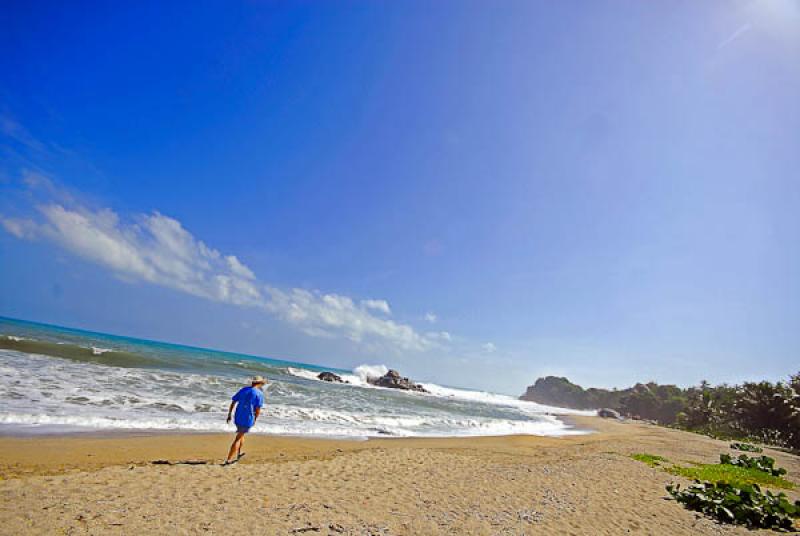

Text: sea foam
xmin=0 ymin=317 xmax=592 ymax=439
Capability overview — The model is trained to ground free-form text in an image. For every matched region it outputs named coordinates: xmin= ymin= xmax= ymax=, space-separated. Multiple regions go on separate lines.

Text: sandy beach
xmin=0 ymin=417 xmax=797 ymax=535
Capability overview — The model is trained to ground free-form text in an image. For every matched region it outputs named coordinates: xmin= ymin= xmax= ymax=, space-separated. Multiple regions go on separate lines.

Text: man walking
xmin=225 ymin=376 xmax=266 ymax=465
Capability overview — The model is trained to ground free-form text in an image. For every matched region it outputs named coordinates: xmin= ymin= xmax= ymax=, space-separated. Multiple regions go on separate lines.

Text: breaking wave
xmin=0 ymin=318 xmax=592 ymax=438
xmin=286 ymin=363 xmax=594 ymax=417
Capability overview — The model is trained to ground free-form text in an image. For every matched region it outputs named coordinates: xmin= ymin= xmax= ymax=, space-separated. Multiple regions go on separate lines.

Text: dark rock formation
xmin=519 ymin=376 xmax=624 ymax=410
xmin=317 ymin=371 xmax=347 ymax=383
xmin=597 ymin=408 xmax=621 ymax=419
xmin=521 ymin=377 xmax=685 ymax=425
xmin=368 ymin=369 xmax=428 ymax=393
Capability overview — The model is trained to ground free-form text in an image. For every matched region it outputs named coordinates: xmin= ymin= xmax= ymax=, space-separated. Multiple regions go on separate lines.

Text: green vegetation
xmin=731 ymin=442 xmax=763 ymax=453
xmin=520 ymin=373 xmax=800 ymax=451
xmin=630 ymin=450 xmax=799 ymax=529
xmin=631 ymin=453 xmax=669 ymax=467
xmin=666 ymin=462 xmax=793 ymax=490
xmin=629 ymin=452 xmax=793 ymax=489
xmin=720 ymin=454 xmax=787 ymax=477
xmin=630 ymin=448 xmax=799 ymax=529
xmin=666 ymin=481 xmax=799 ymax=531
xmin=521 ymin=376 xmax=623 ymax=411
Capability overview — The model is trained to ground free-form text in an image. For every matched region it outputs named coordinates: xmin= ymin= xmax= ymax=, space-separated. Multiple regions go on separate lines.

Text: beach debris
xmin=368 ymin=369 xmax=429 ymax=393
xmin=289 ymin=526 xmax=320 ymax=533
xmin=317 ymin=371 xmax=348 ymax=383
xmin=597 ymin=408 xmax=621 ymax=419
xmin=518 ymin=509 xmax=543 ymax=523
xmin=151 ymin=459 xmax=208 ymax=465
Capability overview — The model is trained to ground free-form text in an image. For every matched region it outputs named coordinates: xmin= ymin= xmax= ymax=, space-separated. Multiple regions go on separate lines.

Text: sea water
xmin=0 ymin=316 xmax=593 ymax=438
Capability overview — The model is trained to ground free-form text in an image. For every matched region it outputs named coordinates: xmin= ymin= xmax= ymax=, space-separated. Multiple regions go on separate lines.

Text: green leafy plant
xmin=720 ymin=454 xmax=787 ymax=477
xmin=666 ymin=481 xmax=799 ymax=531
xmin=666 ymin=462 xmax=793 ymax=489
xmin=731 ymin=442 xmax=763 ymax=452
xmin=631 ymin=453 xmax=668 ymax=467
xmin=731 ymin=442 xmax=763 ymax=453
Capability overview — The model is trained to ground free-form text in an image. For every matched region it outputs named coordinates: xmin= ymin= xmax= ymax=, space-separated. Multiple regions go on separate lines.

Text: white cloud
xmin=2 ymin=197 xmax=445 ymax=352
xmin=267 ymin=288 xmax=430 ymax=351
xmin=361 ymin=299 xmax=391 ymax=315
xmin=424 ymin=312 xmax=438 ymax=324
xmin=226 ymin=255 xmax=256 ymax=280
xmin=482 ymin=342 xmax=497 ymax=353
xmin=426 ymin=331 xmax=451 ymax=342
xmin=0 ymin=217 xmax=39 ymax=239
xmin=28 ymin=204 xmax=265 ymax=306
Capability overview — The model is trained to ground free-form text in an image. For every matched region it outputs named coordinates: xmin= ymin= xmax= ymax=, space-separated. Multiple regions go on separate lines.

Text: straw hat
xmin=251 ymin=375 xmax=267 ymax=386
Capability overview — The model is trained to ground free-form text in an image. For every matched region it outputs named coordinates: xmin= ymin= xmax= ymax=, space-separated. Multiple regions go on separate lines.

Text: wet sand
xmin=0 ymin=417 xmax=797 ymax=534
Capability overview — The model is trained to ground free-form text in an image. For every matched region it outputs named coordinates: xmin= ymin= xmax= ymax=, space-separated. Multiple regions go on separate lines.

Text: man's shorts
xmin=236 ymin=425 xmax=251 ymax=434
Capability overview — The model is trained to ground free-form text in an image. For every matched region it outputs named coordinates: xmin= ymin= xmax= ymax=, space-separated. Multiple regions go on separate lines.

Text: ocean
xmin=0 ymin=317 xmax=592 ymax=438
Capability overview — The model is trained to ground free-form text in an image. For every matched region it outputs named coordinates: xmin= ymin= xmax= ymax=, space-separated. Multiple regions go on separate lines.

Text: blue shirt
xmin=232 ymin=386 xmax=264 ymax=428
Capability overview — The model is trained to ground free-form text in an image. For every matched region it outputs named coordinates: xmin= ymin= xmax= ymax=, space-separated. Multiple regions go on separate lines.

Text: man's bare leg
xmin=226 ymin=432 xmax=245 ymax=463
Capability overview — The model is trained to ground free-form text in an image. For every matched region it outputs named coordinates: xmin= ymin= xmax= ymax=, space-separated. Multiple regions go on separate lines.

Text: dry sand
xmin=0 ymin=417 xmax=797 ymax=535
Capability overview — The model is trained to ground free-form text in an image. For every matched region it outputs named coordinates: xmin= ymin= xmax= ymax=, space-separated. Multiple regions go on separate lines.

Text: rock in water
xmin=317 ymin=371 xmax=347 ymax=383
xmin=369 ymin=369 xmax=428 ymax=393
xmin=597 ymin=408 xmax=621 ymax=419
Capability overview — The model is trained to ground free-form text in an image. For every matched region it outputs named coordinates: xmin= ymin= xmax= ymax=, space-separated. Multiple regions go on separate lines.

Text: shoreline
xmin=0 ymin=412 xmax=592 ymax=441
xmin=0 ymin=416 xmax=601 ymax=480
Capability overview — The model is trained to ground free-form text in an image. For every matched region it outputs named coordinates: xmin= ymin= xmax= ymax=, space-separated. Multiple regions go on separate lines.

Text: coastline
xmin=2 ymin=417 xmax=797 ymax=534
xmin=0 ymin=406 xmax=591 ymax=441
xmin=0 ymin=415 xmax=599 ymax=480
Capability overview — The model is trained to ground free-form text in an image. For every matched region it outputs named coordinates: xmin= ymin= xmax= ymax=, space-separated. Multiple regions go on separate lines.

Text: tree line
xmin=520 ymin=373 xmax=800 ymax=451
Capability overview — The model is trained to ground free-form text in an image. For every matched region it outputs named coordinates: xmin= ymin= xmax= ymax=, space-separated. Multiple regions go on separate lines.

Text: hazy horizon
xmin=2 ymin=314 xmax=795 ymax=397
xmin=2 ymin=1 xmax=798 ymax=394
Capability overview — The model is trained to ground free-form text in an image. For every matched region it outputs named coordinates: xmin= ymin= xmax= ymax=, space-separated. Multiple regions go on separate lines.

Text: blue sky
xmin=1 ymin=1 xmax=798 ymax=394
